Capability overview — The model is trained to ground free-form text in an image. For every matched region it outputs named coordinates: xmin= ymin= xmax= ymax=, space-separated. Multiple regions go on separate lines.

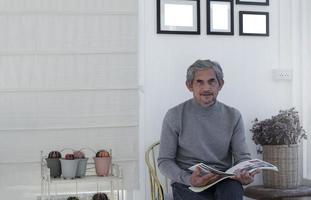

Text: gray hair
xmin=186 ymin=59 xmax=224 ymax=84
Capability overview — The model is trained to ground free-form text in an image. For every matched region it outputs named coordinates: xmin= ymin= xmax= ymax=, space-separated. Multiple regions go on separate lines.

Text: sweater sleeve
xmin=231 ymin=113 xmax=252 ymax=165
xmin=157 ymin=110 xmax=192 ymax=186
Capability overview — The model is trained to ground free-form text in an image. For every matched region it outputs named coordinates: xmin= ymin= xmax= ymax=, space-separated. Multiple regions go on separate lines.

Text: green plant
xmin=96 ymin=150 xmax=110 ymax=158
xmin=48 ymin=151 xmax=62 ymax=159
xmin=250 ymin=108 xmax=307 ymax=145
xmin=73 ymin=150 xmax=85 ymax=159
xmin=65 ymin=153 xmax=75 ymax=160
xmin=92 ymin=192 xmax=109 ymax=200
xmin=67 ymin=197 xmax=79 ymax=200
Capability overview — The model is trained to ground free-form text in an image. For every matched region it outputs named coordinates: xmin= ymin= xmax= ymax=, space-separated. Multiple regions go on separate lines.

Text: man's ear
xmin=186 ymin=81 xmax=193 ymax=92
xmin=218 ymin=80 xmax=224 ymax=90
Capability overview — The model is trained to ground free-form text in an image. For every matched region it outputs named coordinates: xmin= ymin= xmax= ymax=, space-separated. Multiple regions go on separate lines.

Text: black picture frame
xmin=207 ymin=0 xmax=234 ymax=35
xmin=236 ymin=0 xmax=269 ymax=6
xmin=239 ymin=11 xmax=269 ymax=36
xmin=157 ymin=0 xmax=200 ymax=34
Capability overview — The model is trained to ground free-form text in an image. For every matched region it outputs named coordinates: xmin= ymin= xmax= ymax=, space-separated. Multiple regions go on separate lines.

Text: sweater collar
xmin=190 ymin=99 xmax=220 ymax=113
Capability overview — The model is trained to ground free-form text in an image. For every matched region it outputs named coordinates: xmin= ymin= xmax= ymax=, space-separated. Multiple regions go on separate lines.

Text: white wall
xmin=0 ymin=0 xmax=306 ymax=199
xmin=139 ymin=0 xmax=302 ymax=199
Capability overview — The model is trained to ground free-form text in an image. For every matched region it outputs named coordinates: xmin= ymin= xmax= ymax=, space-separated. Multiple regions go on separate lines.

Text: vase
xmin=60 ymin=159 xmax=79 ymax=179
xmin=94 ymin=157 xmax=111 ymax=176
xmin=45 ymin=158 xmax=62 ymax=178
xmin=262 ymin=144 xmax=300 ymax=188
xmin=76 ymin=158 xmax=89 ymax=178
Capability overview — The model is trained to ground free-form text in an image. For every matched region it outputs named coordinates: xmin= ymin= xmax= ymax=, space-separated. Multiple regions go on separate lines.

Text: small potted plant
xmin=93 ymin=149 xmax=112 ymax=176
xmin=73 ymin=150 xmax=88 ymax=178
xmin=60 ymin=153 xmax=80 ymax=179
xmin=46 ymin=151 xmax=62 ymax=178
xmin=92 ymin=192 xmax=109 ymax=200
xmin=67 ymin=196 xmax=79 ymax=200
xmin=250 ymin=108 xmax=307 ymax=188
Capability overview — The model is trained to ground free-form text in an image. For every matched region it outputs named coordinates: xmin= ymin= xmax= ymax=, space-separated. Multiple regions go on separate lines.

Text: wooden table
xmin=244 ymin=185 xmax=311 ymax=200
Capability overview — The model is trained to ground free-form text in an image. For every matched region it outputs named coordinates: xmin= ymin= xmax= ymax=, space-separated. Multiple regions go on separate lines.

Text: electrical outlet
xmin=273 ymin=69 xmax=292 ymax=80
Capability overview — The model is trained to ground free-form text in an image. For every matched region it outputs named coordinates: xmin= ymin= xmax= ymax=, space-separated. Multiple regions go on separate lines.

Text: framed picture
xmin=207 ymin=0 xmax=234 ymax=35
xmin=239 ymin=11 xmax=269 ymax=36
xmin=157 ymin=0 xmax=200 ymax=34
xmin=236 ymin=0 xmax=269 ymax=6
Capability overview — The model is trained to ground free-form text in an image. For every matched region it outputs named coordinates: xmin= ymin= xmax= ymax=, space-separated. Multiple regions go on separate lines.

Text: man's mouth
xmin=201 ymin=93 xmax=213 ymax=96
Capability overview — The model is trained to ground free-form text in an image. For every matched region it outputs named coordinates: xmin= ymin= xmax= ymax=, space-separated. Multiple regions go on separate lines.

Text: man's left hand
xmin=232 ymin=169 xmax=261 ymax=185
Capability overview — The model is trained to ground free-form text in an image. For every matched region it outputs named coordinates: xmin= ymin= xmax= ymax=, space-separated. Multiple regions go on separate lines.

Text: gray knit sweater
xmin=158 ymin=99 xmax=251 ymax=186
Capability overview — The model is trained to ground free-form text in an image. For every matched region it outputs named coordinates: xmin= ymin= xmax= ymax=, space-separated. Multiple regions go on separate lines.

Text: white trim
xmin=0 ymin=124 xmax=138 ymax=132
xmin=300 ymin=0 xmax=309 ymax=180
xmin=0 ymin=11 xmax=137 ymax=16
xmin=291 ymin=0 xmax=311 ymax=181
xmin=137 ymin=0 xmax=146 ymax=199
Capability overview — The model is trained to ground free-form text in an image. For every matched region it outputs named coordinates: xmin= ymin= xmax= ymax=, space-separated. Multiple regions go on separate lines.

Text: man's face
xmin=186 ymin=68 xmax=224 ymax=107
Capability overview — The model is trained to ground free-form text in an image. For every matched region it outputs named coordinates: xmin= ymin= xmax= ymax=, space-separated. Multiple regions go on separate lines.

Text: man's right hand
xmin=190 ymin=166 xmax=220 ymax=187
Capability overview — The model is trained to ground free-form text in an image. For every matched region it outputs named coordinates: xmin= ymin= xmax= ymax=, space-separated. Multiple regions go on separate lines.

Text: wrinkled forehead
xmin=193 ymin=68 xmax=217 ymax=80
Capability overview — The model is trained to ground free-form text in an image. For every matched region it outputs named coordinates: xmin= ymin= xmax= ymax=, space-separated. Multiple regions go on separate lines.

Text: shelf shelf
xmin=50 ymin=175 xmax=122 ymax=184
xmin=41 ymin=153 xmax=124 ymax=200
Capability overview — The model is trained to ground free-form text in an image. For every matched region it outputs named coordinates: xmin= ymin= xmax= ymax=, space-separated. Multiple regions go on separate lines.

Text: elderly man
xmin=158 ymin=60 xmax=258 ymax=200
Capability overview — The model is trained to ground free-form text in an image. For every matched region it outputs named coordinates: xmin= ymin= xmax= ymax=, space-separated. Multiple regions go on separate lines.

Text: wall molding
xmin=0 ymin=87 xmax=138 ymax=93
xmin=0 ymin=49 xmax=137 ymax=56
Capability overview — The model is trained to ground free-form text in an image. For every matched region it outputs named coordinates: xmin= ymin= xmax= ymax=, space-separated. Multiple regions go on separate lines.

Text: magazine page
xmin=188 ymin=159 xmax=278 ymax=193
xmin=189 ymin=163 xmax=234 ymax=176
xmin=188 ymin=163 xmax=235 ymax=192
xmin=225 ymin=159 xmax=278 ymax=174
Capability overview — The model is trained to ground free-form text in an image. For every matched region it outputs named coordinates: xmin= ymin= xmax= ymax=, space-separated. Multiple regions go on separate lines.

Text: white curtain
xmin=0 ymin=0 xmax=139 ymax=199
xmin=300 ymin=0 xmax=311 ymax=179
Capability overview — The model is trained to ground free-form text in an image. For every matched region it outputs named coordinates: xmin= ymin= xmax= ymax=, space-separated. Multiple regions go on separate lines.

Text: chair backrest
xmin=145 ymin=141 xmax=171 ymax=200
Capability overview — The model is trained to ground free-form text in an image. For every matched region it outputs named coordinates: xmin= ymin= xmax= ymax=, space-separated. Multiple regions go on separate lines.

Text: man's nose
xmin=202 ymin=83 xmax=212 ymax=91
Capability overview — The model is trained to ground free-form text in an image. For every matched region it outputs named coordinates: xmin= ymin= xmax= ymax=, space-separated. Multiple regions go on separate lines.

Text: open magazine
xmin=188 ymin=159 xmax=278 ymax=192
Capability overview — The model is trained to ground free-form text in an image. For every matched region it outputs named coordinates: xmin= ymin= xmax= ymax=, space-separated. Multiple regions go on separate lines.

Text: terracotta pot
xmin=93 ymin=157 xmax=111 ymax=176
